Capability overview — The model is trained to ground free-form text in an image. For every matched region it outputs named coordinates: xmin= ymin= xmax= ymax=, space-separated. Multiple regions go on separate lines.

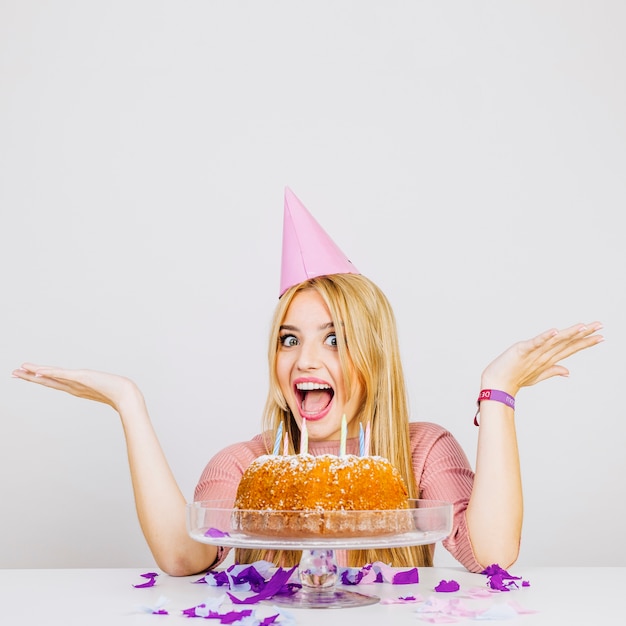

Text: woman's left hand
xmin=480 ymin=321 xmax=604 ymax=396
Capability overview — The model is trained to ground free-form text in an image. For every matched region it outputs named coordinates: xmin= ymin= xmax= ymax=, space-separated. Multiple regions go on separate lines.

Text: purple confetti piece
xmin=220 ymin=609 xmax=255 ymax=623
xmin=228 ymin=565 xmax=267 ymax=590
xmin=133 ymin=572 xmax=159 ymax=588
xmin=181 ymin=604 xmax=205 ymax=617
xmin=204 ymin=527 xmax=230 ymax=538
xmin=227 ymin=566 xmax=298 ymax=605
xmin=392 ymin=567 xmax=419 ymax=585
xmin=481 ymin=563 xmax=527 ymax=592
xmin=380 ymin=595 xmax=423 ymax=604
xmin=201 ymin=570 xmax=231 ymax=587
xmin=182 ymin=606 xmax=255 ymax=622
xmin=434 ymin=579 xmax=460 ymax=593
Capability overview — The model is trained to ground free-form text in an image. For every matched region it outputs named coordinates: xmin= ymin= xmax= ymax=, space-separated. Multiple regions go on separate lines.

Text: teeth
xmin=296 ymin=382 xmax=331 ymax=391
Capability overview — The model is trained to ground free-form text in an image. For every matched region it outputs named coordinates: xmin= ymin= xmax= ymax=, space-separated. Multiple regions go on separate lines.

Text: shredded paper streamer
xmin=131 ymin=561 xmax=534 ymax=623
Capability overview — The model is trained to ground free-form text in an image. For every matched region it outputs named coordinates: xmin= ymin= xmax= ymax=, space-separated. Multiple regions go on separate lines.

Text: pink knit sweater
xmin=194 ymin=421 xmax=482 ymax=572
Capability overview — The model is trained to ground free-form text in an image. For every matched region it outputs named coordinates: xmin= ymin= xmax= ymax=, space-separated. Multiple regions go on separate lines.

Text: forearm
xmin=117 ymin=388 xmax=216 ymax=576
xmin=465 ymin=400 xmax=523 ymax=569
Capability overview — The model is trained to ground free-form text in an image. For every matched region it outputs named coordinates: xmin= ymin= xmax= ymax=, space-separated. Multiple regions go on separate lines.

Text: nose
xmin=296 ymin=340 xmax=322 ymax=371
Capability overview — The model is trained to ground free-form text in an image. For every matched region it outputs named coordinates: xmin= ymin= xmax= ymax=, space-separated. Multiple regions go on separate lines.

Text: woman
xmin=12 ymin=189 xmax=603 ymax=575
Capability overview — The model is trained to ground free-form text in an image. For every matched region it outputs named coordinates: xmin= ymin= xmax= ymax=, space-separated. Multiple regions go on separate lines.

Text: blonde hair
xmin=236 ymin=274 xmax=432 ymax=567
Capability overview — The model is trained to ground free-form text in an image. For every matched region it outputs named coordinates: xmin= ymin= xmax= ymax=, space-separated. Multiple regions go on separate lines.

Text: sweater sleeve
xmin=193 ymin=434 xmax=269 ymax=568
xmin=410 ymin=422 xmax=483 ymax=573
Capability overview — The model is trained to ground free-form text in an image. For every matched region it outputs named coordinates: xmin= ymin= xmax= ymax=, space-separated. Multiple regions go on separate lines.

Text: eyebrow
xmin=279 ymin=322 xmax=335 ymax=332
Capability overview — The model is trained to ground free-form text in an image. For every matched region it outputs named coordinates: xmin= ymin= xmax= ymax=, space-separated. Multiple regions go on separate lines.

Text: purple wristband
xmin=474 ymin=389 xmax=515 ymax=426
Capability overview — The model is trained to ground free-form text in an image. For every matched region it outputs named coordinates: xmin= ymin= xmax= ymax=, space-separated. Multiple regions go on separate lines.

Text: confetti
xmin=205 ymin=527 xmax=230 ymax=538
xmin=132 ymin=572 xmax=159 ymax=588
xmin=481 ymin=564 xmax=529 ymax=592
xmin=136 ymin=594 xmax=169 ymax=614
xmin=227 ymin=566 xmax=299 ymax=604
xmin=434 ymin=580 xmax=460 ymax=593
xmin=380 ymin=594 xmax=424 ymax=604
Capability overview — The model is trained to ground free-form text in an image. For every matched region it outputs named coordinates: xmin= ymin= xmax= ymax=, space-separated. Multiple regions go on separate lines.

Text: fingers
xmin=482 ymin=321 xmax=604 ymax=393
xmin=539 ymin=322 xmax=604 ymax=361
xmin=517 ymin=321 xmax=603 ymax=387
xmin=531 ymin=322 xmax=602 ymax=347
xmin=13 ymin=363 xmax=67 ymax=383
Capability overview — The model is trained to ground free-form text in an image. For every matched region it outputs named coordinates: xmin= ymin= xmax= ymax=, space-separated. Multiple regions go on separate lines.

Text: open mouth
xmin=295 ymin=381 xmax=335 ymax=417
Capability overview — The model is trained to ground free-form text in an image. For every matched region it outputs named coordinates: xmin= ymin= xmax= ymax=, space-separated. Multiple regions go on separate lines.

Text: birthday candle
xmin=359 ymin=423 xmax=365 ymax=457
xmin=272 ymin=422 xmax=283 ymax=455
xmin=283 ymin=431 xmax=289 ymax=455
xmin=364 ymin=422 xmax=371 ymax=456
xmin=339 ymin=414 xmax=347 ymax=457
xmin=300 ymin=417 xmax=308 ymax=455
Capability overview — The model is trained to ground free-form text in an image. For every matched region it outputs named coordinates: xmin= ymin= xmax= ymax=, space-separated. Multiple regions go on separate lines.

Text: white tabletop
xmin=1 ymin=566 xmax=624 ymax=625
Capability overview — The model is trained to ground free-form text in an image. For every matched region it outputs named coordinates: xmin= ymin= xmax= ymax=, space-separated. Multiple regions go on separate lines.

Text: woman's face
xmin=276 ymin=289 xmax=363 ymax=441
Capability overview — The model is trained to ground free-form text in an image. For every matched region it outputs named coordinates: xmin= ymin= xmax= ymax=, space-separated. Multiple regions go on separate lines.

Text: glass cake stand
xmin=187 ymin=499 xmax=453 ymax=609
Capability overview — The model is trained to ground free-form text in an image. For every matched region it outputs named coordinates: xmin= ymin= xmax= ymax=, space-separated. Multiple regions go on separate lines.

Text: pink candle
xmin=364 ymin=422 xmax=371 ymax=456
xmin=283 ymin=431 xmax=289 ymax=455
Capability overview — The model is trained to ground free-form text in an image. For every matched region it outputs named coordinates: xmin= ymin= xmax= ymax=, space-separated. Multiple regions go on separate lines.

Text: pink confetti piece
xmin=205 ymin=527 xmax=230 ymax=538
xmin=133 ymin=572 xmax=159 ymax=588
xmin=357 ymin=567 xmax=379 ymax=584
xmin=506 ymin=599 xmax=539 ymax=615
xmin=415 ymin=597 xmax=480 ymax=621
xmin=372 ymin=561 xmax=395 ymax=582
xmin=474 ymin=603 xmax=518 ymax=620
xmin=467 ymin=587 xmax=493 ymax=598
xmin=434 ymin=580 xmax=460 ymax=593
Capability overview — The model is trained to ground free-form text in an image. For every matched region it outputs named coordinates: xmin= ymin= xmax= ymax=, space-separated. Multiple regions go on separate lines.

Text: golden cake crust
xmin=233 ymin=454 xmax=411 ymax=537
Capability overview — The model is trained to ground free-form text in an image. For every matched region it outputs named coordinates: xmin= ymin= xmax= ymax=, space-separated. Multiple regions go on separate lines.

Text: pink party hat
xmin=280 ymin=187 xmax=359 ymax=296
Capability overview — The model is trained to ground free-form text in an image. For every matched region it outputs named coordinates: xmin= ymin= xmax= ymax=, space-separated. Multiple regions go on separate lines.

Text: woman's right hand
xmin=12 ymin=363 xmax=142 ymax=414
xmin=12 ymin=362 xmax=217 ymax=575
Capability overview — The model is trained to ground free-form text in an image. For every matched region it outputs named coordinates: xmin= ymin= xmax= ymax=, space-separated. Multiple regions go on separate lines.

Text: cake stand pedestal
xmin=187 ymin=499 xmax=452 ymax=609
xmin=282 ymin=548 xmax=377 ymax=608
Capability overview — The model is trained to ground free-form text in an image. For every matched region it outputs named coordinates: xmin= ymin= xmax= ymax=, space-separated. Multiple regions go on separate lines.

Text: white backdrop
xmin=1 ymin=1 xmax=624 ymax=570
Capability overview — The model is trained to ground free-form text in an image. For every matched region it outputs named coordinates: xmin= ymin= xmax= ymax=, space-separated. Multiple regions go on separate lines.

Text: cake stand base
xmin=271 ymin=588 xmax=379 ymax=609
xmin=270 ymin=548 xmax=380 ymax=609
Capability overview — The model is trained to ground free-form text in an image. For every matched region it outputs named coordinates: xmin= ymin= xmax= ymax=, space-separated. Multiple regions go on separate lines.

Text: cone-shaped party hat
xmin=280 ymin=187 xmax=359 ymax=296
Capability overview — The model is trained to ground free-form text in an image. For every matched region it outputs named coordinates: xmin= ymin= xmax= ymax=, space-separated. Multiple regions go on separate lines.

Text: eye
xmin=324 ymin=333 xmax=338 ymax=348
xmin=279 ymin=334 xmax=299 ymax=348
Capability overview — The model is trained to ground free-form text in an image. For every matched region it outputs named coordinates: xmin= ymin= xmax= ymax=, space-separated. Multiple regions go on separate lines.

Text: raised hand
xmin=12 ymin=363 xmax=142 ymax=412
xmin=480 ymin=322 xmax=604 ymax=396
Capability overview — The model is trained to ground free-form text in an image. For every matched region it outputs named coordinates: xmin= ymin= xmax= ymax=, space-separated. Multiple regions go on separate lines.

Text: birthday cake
xmin=232 ymin=453 xmax=412 ymax=537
